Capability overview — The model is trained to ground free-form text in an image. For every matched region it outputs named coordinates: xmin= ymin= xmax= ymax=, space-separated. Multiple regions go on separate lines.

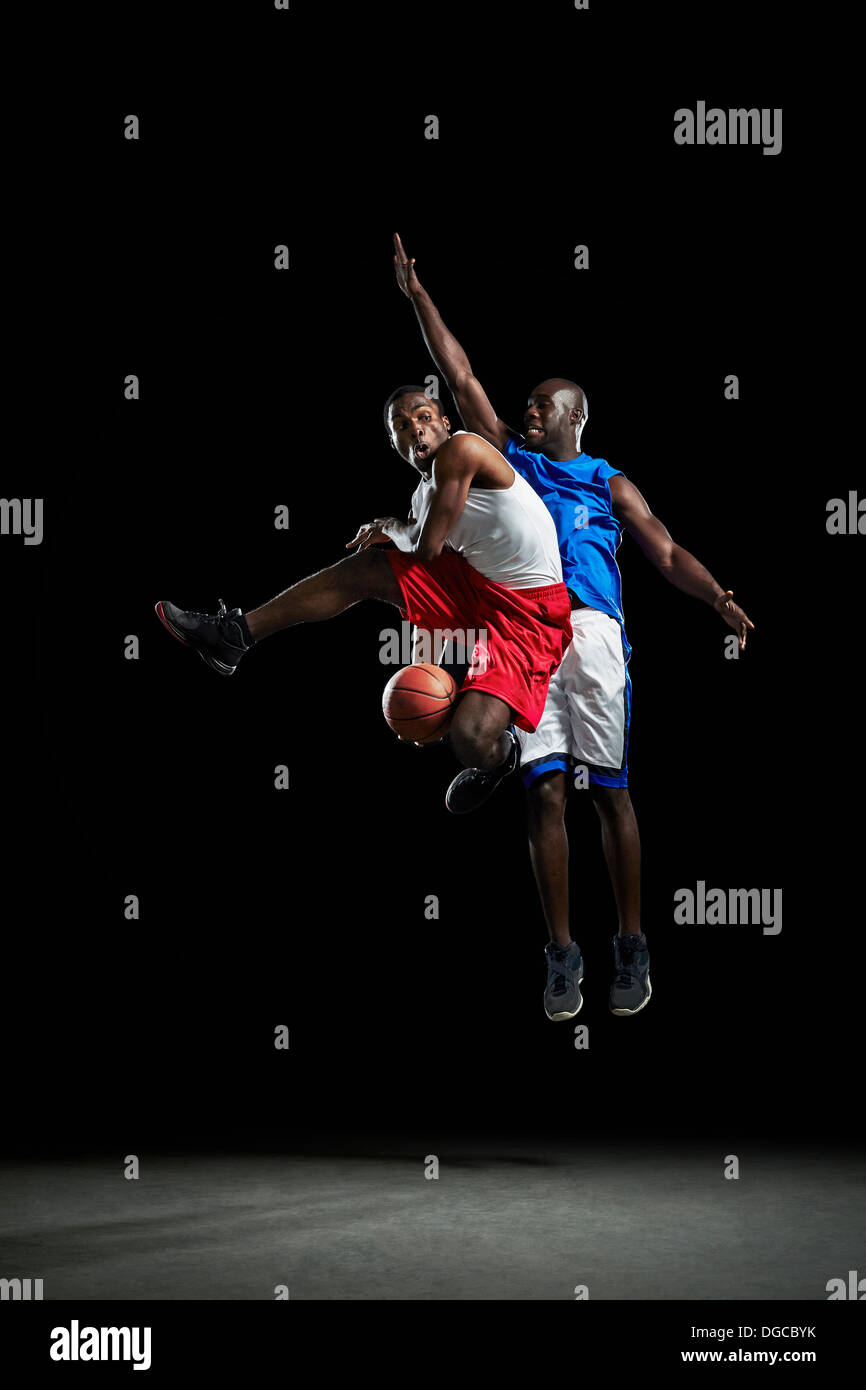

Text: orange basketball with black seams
xmin=382 ymin=663 xmax=458 ymax=744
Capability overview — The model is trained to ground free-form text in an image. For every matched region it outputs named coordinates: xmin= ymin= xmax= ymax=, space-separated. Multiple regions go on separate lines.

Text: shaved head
xmin=523 ymin=378 xmax=590 ymax=460
xmin=532 ymin=378 xmax=589 ymax=427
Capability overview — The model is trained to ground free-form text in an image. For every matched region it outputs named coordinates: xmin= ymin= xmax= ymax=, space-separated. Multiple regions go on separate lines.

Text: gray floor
xmin=1 ymin=1142 xmax=862 ymax=1299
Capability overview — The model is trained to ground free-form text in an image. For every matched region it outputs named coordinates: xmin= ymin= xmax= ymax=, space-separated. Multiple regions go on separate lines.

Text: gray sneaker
xmin=544 ymin=940 xmax=584 ymax=1021
xmin=609 ymin=932 xmax=651 ymax=1015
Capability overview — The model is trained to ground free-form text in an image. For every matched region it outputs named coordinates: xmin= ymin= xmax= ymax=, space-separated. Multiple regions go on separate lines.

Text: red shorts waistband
xmin=505 ymin=581 xmax=570 ymax=603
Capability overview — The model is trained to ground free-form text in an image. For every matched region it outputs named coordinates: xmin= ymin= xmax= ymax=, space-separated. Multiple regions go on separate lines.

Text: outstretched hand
xmin=714 ymin=590 xmax=755 ymax=650
xmin=393 ymin=232 xmax=422 ymax=298
xmin=346 ymin=519 xmax=397 ymax=551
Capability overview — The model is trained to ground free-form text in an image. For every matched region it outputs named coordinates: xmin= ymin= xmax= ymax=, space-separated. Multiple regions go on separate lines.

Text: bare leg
xmin=589 ymin=784 xmax=642 ymax=935
xmin=449 ymin=690 xmax=514 ymax=771
xmin=526 ymin=772 xmax=571 ymax=947
xmin=244 ymin=548 xmax=402 ymax=641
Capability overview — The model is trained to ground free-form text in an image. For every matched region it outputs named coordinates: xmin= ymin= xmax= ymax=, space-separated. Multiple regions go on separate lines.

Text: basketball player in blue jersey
xmin=393 ymin=234 xmax=754 ymax=1021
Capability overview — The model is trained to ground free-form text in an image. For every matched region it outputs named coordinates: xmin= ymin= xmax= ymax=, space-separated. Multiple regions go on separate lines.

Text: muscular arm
xmin=374 ymin=435 xmax=486 ymax=563
xmin=412 ymin=435 xmax=483 ymax=561
xmin=610 ymin=474 xmax=755 ymax=647
xmin=393 ymin=234 xmax=516 ymax=452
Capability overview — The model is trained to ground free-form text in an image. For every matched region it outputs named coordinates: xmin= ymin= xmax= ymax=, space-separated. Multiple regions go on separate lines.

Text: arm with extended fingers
xmin=392 ymin=232 xmax=517 ymax=451
xmin=611 ymin=475 xmax=756 ymax=649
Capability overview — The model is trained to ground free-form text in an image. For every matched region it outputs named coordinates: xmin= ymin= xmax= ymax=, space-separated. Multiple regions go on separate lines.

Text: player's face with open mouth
xmin=523 ymin=392 xmax=558 ymax=447
xmin=389 ymin=395 xmax=450 ymax=468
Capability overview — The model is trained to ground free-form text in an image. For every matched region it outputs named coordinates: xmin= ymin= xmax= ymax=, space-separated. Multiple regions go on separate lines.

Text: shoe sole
xmin=545 ymin=975 xmax=585 ymax=1022
xmin=610 ymin=973 xmax=652 ymax=1016
xmin=445 ymin=780 xmax=502 ymax=815
xmin=155 ymin=601 xmax=237 ymax=676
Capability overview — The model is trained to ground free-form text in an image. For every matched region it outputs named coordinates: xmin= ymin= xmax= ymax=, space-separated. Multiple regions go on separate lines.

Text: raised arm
xmin=610 ymin=475 xmax=755 ymax=649
xmin=393 ymin=233 xmax=516 ymax=453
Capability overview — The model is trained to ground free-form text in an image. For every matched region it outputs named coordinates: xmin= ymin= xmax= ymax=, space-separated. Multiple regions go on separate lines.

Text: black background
xmin=5 ymin=4 xmax=857 ymax=1155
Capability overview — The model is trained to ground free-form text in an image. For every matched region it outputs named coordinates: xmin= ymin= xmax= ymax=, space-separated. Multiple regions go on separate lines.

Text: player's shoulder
xmin=605 ymin=465 xmax=631 ymax=489
xmin=582 ymin=452 xmax=622 ymax=480
xmin=436 ymin=429 xmax=499 ymax=470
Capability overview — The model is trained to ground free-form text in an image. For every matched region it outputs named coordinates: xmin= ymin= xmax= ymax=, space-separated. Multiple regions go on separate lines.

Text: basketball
xmin=382 ymin=664 xmax=458 ymax=744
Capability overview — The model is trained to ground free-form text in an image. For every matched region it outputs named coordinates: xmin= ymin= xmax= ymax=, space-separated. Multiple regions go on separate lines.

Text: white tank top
xmin=410 ymin=432 xmax=563 ymax=589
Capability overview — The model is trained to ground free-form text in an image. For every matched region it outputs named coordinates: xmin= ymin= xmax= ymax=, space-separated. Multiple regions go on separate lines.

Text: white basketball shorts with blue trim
xmin=516 ymin=606 xmax=631 ymax=789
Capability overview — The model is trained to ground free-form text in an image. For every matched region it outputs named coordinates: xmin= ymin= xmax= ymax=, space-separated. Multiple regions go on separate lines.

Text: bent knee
xmin=449 ymin=723 xmax=486 ymax=767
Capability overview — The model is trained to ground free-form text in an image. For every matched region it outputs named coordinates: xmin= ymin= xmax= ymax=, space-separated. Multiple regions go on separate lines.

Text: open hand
xmin=714 ymin=590 xmax=755 ymax=650
xmin=346 ymin=519 xmax=397 ymax=551
xmin=393 ymin=233 xmax=422 ymax=298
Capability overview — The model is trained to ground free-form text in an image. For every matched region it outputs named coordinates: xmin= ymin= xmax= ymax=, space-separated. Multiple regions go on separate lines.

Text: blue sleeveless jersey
xmin=504 ymin=437 xmax=631 ymax=660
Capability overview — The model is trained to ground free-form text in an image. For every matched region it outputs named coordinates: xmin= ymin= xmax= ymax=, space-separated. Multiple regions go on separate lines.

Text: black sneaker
xmin=544 ymin=940 xmax=584 ymax=1021
xmin=155 ymin=598 xmax=254 ymax=676
xmin=609 ymin=932 xmax=651 ymax=1015
xmin=444 ymin=728 xmax=518 ymax=814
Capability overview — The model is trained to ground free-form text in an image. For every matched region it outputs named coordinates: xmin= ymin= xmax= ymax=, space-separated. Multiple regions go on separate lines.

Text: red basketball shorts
xmin=385 ymin=549 xmax=573 ymax=733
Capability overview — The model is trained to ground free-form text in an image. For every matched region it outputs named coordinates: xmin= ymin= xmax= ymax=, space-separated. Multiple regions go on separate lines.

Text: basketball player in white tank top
xmin=156 ymin=388 xmax=572 ymax=800
xmin=408 ymin=430 xmax=563 ymax=590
